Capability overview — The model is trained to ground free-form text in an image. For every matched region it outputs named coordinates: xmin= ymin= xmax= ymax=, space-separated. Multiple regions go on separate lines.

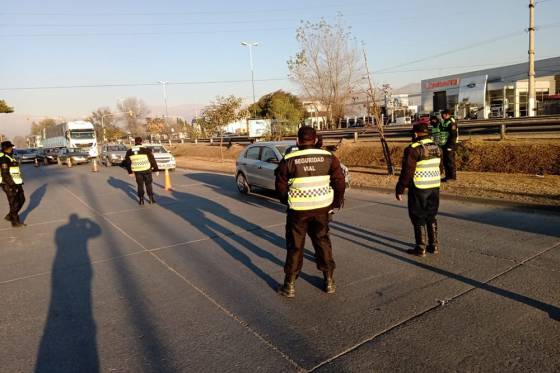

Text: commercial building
xmin=421 ymin=57 xmax=560 ymax=119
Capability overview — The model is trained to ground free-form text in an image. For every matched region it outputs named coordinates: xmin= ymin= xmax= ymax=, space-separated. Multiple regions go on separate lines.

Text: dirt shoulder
xmin=175 ymin=155 xmax=560 ymax=207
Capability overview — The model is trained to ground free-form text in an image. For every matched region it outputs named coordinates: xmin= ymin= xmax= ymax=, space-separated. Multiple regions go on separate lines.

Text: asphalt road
xmin=1 ymin=163 xmax=559 ymax=373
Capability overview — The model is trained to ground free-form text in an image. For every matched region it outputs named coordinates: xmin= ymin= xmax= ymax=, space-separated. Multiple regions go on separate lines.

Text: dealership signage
xmin=424 ymin=78 xmax=460 ymax=90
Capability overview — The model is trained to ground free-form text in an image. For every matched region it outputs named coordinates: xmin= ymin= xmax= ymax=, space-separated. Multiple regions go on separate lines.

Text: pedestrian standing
xmin=123 ymin=137 xmax=159 ymax=205
xmin=396 ymin=119 xmax=442 ymax=257
xmin=438 ymin=110 xmax=459 ymax=181
xmin=0 ymin=141 xmax=26 ymax=227
xmin=275 ymin=126 xmax=346 ymax=298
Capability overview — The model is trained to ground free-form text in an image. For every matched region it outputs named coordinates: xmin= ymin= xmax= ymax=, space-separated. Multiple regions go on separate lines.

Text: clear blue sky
xmin=1 ymin=0 xmax=559 ymax=136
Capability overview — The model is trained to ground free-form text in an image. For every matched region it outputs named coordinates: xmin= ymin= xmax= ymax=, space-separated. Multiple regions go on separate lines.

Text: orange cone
xmin=91 ymin=158 xmax=99 ymax=172
xmin=34 ymin=158 xmax=39 ymax=167
xmin=164 ymin=168 xmax=172 ymax=191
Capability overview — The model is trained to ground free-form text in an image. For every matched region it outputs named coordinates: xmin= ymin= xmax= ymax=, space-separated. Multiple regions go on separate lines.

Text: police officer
xmin=124 ymin=137 xmax=159 ymax=205
xmin=275 ymin=126 xmax=346 ymax=298
xmin=437 ymin=110 xmax=458 ymax=181
xmin=396 ymin=119 xmax=442 ymax=257
xmin=1 ymin=141 xmax=26 ymax=227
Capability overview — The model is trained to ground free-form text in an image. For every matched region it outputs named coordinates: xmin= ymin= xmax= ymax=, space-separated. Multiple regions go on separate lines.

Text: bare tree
xmin=117 ymin=97 xmax=150 ymax=135
xmin=288 ymin=16 xmax=365 ymax=128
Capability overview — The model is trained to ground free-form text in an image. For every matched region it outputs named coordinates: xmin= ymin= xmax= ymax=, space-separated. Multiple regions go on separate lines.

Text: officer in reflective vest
xmin=396 ymin=119 xmax=442 ymax=257
xmin=435 ymin=109 xmax=458 ymax=181
xmin=0 ymin=141 xmax=26 ymax=227
xmin=275 ymin=126 xmax=346 ymax=298
xmin=123 ymin=137 xmax=159 ymax=205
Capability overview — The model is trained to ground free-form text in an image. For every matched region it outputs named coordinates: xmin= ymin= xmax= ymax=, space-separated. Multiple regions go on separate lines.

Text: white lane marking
xmin=0 ymin=218 xmax=68 ymax=232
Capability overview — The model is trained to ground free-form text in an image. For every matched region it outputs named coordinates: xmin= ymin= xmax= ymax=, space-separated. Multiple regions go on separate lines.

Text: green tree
xmin=249 ymin=90 xmax=304 ymax=137
xmin=200 ymin=95 xmax=247 ymax=161
xmin=86 ymin=107 xmax=127 ymax=142
xmin=0 ymin=100 xmax=14 ymax=113
xmin=145 ymin=117 xmax=167 ymax=134
xmin=31 ymin=118 xmax=57 ymax=136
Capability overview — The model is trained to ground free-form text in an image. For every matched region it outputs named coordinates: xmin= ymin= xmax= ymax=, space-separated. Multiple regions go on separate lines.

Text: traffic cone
xmin=164 ymin=168 xmax=172 ymax=191
xmin=34 ymin=158 xmax=39 ymax=167
xmin=92 ymin=158 xmax=99 ymax=172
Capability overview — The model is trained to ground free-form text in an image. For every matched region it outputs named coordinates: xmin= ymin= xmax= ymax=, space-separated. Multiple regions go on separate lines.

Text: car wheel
xmin=236 ymin=173 xmax=250 ymax=195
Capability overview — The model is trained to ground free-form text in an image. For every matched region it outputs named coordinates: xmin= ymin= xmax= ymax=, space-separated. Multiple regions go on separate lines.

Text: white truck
xmin=42 ymin=121 xmax=98 ymax=157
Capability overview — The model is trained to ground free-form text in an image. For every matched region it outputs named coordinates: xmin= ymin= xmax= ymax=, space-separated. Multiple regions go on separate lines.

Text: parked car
xmin=43 ymin=148 xmax=62 ymax=164
xmin=144 ymin=144 xmax=176 ymax=170
xmin=14 ymin=148 xmax=38 ymax=164
xmin=57 ymin=147 xmax=90 ymax=167
xmin=100 ymin=144 xmax=128 ymax=166
xmin=235 ymin=141 xmax=350 ymax=194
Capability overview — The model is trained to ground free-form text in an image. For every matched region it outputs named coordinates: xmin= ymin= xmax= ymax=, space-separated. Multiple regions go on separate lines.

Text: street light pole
xmin=528 ymin=0 xmax=536 ymax=117
xmin=241 ymin=41 xmax=259 ymax=119
xmin=158 ymin=81 xmax=169 ymax=126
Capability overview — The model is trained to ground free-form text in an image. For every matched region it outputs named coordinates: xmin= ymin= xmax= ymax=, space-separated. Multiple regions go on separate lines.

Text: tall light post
xmin=158 ymin=81 xmax=169 ymax=126
xmin=527 ymin=0 xmax=536 ymax=117
xmin=241 ymin=41 xmax=259 ymax=119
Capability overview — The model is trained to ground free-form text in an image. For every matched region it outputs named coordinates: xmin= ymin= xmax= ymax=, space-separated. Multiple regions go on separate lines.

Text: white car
xmin=144 ymin=144 xmax=176 ymax=171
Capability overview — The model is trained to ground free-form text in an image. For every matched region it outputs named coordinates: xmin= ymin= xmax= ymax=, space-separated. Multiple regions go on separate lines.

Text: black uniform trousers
xmin=134 ymin=172 xmax=154 ymax=198
xmin=408 ymin=186 xmax=439 ymax=226
xmin=2 ymin=184 xmax=25 ymax=221
xmin=285 ymin=211 xmax=335 ymax=275
xmin=442 ymin=148 xmax=456 ymax=180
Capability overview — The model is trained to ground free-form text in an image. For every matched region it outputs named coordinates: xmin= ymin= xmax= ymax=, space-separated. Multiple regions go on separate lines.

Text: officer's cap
xmin=412 ymin=117 xmax=430 ymax=133
xmin=1 ymin=141 xmax=15 ymax=150
xmin=298 ymin=126 xmax=317 ymax=143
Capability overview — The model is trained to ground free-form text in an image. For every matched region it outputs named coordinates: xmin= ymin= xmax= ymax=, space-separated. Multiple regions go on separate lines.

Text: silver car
xmin=235 ymin=141 xmax=350 ymax=194
xmin=100 ymin=144 xmax=128 ymax=166
xmin=144 ymin=144 xmax=176 ymax=171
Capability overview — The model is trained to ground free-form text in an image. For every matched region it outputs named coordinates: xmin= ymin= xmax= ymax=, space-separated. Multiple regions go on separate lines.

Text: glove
xmin=328 ymin=210 xmax=335 ymax=222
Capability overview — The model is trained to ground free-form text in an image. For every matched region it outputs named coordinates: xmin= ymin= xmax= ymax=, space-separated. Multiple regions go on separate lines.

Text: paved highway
xmin=1 ymin=164 xmax=559 ymax=372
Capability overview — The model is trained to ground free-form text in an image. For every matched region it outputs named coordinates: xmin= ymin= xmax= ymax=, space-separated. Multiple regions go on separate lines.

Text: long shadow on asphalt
xmin=35 ymin=214 xmax=101 ymax=373
xmin=108 ymin=176 xmax=324 ymax=291
xmin=331 ymin=228 xmax=560 ymax=321
xmin=20 ymin=183 xmax=48 ymax=222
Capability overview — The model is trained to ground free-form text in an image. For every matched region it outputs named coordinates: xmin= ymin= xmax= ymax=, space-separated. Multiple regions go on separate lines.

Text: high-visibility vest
xmin=433 ymin=118 xmax=457 ymax=146
xmin=0 ymin=153 xmax=23 ymax=185
xmin=411 ymin=139 xmax=441 ymax=189
xmin=284 ymin=148 xmax=334 ymax=211
xmin=129 ymin=146 xmax=151 ymax=172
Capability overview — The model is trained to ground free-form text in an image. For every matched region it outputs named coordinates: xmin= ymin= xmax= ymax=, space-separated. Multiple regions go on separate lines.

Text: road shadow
xmin=332 ymin=227 xmax=560 ymax=321
xmin=20 ymin=183 xmax=47 ymax=222
xmin=107 ymin=176 xmax=138 ymax=202
xmin=35 ymin=214 xmax=102 ymax=373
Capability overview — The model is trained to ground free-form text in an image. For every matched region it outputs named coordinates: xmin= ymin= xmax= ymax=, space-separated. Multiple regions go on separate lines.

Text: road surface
xmin=1 ymin=163 xmax=559 ymax=372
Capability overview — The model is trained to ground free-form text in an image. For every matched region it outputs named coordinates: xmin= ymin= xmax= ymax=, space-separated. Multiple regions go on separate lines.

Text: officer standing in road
xmin=1 ymin=141 xmax=26 ymax=227
xmin=396 ymin=119 xmax=442 ymax=257
xmin=275 ymin=126 xmax=346 ymax=298
xmin=123 ymin=137 xmax=159 ymax=205
xmin=437 ymin=109 xmax=459 ymax=181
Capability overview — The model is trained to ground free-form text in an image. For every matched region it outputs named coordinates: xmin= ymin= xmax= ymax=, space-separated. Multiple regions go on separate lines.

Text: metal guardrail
xmin=163 ymin=115 xmax=560 ymax=145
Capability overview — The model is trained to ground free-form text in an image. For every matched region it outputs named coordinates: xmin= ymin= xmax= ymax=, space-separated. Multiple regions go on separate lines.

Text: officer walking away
xmin=439 ymin=110 xmax=458 ymax=181
xmin=396 ymin=119 xmax=442 ymax=257
xmin=124 ymin=137 xmax=159 ymax=205
xmin=1 ymin=141 xmax=26 ymax=227
xmin=275 ymin=126 xmax=346 ymax=298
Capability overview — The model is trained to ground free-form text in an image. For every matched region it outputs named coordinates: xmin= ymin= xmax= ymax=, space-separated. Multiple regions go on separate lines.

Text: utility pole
xmin=528 ymin=0 xmax=536 ymax=117
xmin=363 ymin=48 xmax=395 ymax=175
xmin=158 ymin=81 xmax=169 ymax=126
xmin=241 ymin=42 xmax=259 ymax=120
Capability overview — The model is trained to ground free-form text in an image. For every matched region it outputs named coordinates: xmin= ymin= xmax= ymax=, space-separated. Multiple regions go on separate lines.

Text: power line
xmin=0 ymin=78 xmax=289 ymax=91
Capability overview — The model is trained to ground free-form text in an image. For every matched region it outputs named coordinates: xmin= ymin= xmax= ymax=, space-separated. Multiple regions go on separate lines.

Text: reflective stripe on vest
xmin=0 ymin=154 xmax=23 ymax=185
xmin=411 ymin=139 xmax=440 ymax=189
xmin=285 ymin=149 xmax=334 ymax=211
xmin=130 ymin=147 xmax=151 ymax=172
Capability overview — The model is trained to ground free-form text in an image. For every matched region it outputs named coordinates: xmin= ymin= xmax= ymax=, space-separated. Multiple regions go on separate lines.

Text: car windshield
xmin=108 ymin=145 xmax=127 ymax=151
xmin=148 ymin=146 xmax=168 ymax=154
xmin=70 ymin=130 xmax=95 ymax=139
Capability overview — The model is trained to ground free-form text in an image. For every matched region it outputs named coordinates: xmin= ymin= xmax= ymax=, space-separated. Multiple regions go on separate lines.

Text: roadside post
xmin=164 ymin=168 xmax=172 ymax=191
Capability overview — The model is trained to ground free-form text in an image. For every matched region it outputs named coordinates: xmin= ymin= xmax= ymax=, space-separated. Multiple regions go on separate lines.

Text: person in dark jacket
xmin=275 ymin=126 xmax=346 ymax=298
xmin=123 ymin=137 xmax=159 ymax=205
xmin=438 ymin=110 xmax=458 ymax=181
xmin=0 ymin=141 xmax=26 ymax=227
xmin=396 ymin=119 xmax=442 ymax=257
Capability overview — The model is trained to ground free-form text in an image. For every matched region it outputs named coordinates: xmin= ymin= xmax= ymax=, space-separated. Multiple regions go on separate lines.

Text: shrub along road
xmin=1 ymin=164 xmax=559 ymax=372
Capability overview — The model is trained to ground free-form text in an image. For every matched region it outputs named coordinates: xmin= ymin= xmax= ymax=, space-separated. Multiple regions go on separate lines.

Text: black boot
xmin=323 ymin=271 xmax=336 ymax=294
xmin=4 ymin=213 xmax=11 ymax=221
xmin=148 ymin=194 xmax=156 ymax=204
xmin=11 ymin=217 xmax=24 ymax=228
xmin=427 ymin=221 xmax=440 ymax=254
xmin=139 ymin=196 xmax=145 ymax=205
xmin=408 ymin=225 xmax=427 ymax=257
xmin=278 ymin=274 xmax=296 ymax=298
